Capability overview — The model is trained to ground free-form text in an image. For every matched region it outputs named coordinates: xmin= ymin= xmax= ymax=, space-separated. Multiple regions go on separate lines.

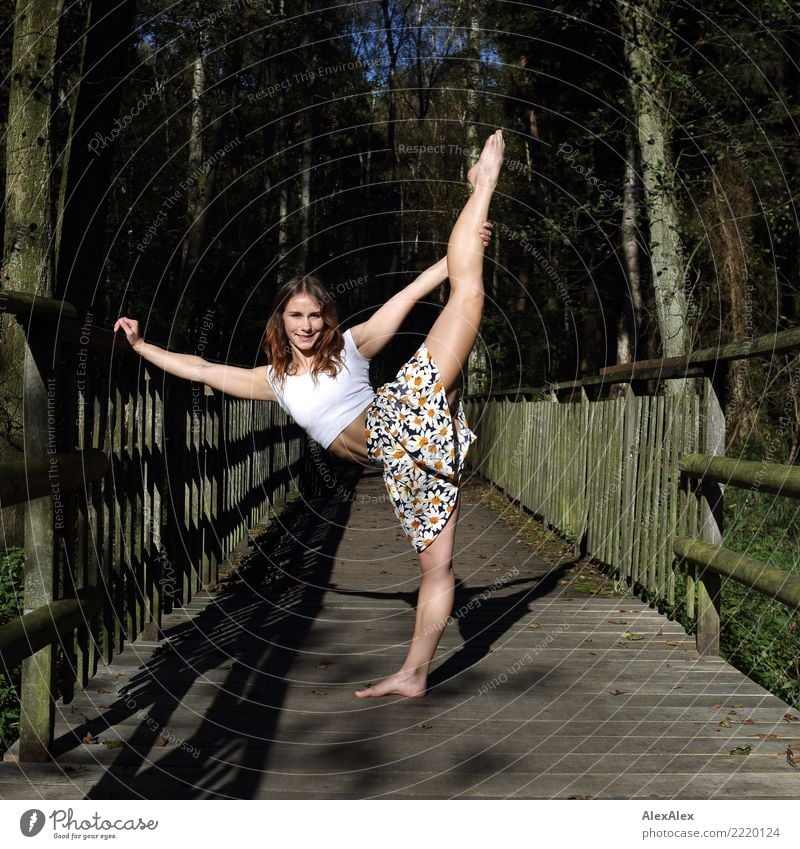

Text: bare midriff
xmin=326 ymin=404 xmax=380 ymax=468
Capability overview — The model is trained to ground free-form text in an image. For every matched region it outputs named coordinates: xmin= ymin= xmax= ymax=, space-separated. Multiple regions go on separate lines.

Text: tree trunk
xmin=617 ymin=130 xmax=643 ymax=365
xmin=710 ymin=155 xmax=756 ymax=449
xmin=380 ymin=0 xmax=400 ymax=282
xmin=0 ymin=0 xmax=64 ymax=546
xmin=299 ymin=0 xmax=313 ymax=267
xmin=181 ymin=23 xmax=209 ymax=280
xmin=277 ymin=80 xmax=289 ymax=275
xmin=465 ymin=0 xmax=485 ymax=394
xmin=55 ymin=0 xmax=136 ymax=309
xmin=618 ymin=0 xmax=690 ymax=393
xmin=464 ymin=0 xmax=480 ymax=164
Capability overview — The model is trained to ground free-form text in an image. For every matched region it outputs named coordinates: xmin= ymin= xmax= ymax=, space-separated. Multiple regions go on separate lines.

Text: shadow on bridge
xmin=321 ymin=561 xmax=574 ymax=692
xmin=54 ymin=470 xmax=359 ymax=799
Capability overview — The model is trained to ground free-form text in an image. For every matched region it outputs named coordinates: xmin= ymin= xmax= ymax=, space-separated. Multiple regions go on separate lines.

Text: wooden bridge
xmin=1 ymin=292 xmax=799 ymax=799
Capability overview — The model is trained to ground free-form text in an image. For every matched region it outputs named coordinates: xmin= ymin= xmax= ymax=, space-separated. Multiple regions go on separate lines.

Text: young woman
xmin=115 ymin=129 xmax=505 ymax=698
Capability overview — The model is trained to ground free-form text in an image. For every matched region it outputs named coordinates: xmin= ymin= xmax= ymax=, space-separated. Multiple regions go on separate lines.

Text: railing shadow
xmin=49 ymin=468 xmax=360 ymax=799
xmin=322 ymin=559 xmax=575 ymax=692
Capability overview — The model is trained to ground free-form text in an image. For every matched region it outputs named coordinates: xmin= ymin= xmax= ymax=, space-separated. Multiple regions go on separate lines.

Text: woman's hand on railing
xmin=114 ymin=317 xmax=144 ymax=353
xmin=479 ymin=220 xmax=493 ymax=247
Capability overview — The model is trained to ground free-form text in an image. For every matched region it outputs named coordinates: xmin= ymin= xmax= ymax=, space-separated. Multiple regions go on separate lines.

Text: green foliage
xmin=0 ymin=548 xmax=24 ymax=753
xmin=663 ymin=491 xmax=799 ymax=707
xmin=719 ymin=493 xmax=800 ymax=707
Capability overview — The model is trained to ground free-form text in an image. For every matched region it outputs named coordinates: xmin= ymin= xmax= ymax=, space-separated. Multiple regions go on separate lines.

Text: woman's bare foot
xmin=467 ymin=129 xmax=505 ymax=190
xmin=354 ymin=668 xmax=427 ymax=699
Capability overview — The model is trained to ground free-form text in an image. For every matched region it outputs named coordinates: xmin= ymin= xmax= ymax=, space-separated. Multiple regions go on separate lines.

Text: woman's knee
xmin=449 ymin=286 xmax=484 ymax=311
xmin=418 ymin=548 xmax=454 ymax=577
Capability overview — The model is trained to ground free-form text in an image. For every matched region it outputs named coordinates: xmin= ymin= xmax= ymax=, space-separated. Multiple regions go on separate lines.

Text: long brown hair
xmin=263 ymin=274 xmax=344 ymax=384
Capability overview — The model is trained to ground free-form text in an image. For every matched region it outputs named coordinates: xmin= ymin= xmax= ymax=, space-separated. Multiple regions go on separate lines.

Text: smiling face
xmin=282 ymin=292 xmax=326 ymax=355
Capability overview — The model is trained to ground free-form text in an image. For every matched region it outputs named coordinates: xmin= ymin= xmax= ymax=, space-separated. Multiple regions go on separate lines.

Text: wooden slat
xmin=620 ymin=387 xmax=638 ymax=583
xmin=608 ymin=395 xmax=623 ymax=567
xmin=696 ymin=379 xmax=725 ymax=656
xmin=630 ymin=397 xmax=648 ymax=586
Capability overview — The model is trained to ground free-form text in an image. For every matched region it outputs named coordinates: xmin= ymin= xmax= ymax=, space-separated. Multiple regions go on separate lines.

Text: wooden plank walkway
xmin=2 ymin=472 xmax=799 ymax=799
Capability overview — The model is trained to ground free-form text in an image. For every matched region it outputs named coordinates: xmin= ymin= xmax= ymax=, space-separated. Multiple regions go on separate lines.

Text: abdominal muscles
xmin=326 ymin=406 xmax=377 ymax=468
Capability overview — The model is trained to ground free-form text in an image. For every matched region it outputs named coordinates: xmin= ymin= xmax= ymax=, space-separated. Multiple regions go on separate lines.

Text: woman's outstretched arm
xmin=114 ymin=317 xmax=276 ymax=402
xmin=350 ymin=221 xmax=492 ymax=360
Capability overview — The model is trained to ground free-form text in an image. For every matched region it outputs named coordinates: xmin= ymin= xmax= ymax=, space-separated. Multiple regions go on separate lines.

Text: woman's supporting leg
xmin=354 ymin=498 xmax=460 ymax=698
xmin=423 ymin=129 xmax=504 ymax=394
xmin=354 ymin=131 xmax=503 ymax=699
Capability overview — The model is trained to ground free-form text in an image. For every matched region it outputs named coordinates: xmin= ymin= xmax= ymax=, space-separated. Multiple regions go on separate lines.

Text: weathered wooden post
xmin=619 ymin=384 xmax=638 ymax=584
xmin=17 ymin=336 xmax=57 ymax=762
xmin=695 ymin=377 xmax=725 ymax=655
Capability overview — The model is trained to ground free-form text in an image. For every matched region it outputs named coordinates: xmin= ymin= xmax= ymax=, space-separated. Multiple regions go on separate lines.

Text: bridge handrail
xmin=465 ymin=325 xmax=800 ymax=399
xmin=670 ymin=453 xmax=800 ymax=624
xmin=2 ymin=289 xmax=308 ymax=762
xmin=0 ymin=450 xmax=108 ymax=507
xmin=0 ymin=588 xmax=104 ymax=670
xmin=464 ymin=325 xmax=800 ymax=660
xmin=679 ymin=454 xmax=800 ymax=499
xmin=672 ymin=537 xmax=800 ymax=612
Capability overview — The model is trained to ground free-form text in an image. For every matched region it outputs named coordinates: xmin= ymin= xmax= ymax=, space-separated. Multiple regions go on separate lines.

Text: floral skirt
xmin=365 ymin=342 xmax=476 ymax=552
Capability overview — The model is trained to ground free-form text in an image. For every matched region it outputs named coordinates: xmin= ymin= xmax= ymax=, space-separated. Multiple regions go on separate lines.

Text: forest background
xmin=1 ymin=0 xmax=799 ymax=739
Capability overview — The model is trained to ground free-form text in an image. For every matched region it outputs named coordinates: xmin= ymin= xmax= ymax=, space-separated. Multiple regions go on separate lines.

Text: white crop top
xmin=265 ymin=329 xmax=375 ymax=448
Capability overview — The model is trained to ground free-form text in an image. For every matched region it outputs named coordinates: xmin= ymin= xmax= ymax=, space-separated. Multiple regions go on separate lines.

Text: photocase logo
xmin=19 ymin=809 xmax=46 ymax=837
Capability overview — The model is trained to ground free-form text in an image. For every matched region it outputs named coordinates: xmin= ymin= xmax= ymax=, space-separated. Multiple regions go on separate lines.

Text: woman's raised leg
xmin=353 ymin=131 xmax=504 ymax=699
xmin=354 ymin=498 xmax=460 ymax=698
xmin=423 ymin=129 xmax=504 ymax=393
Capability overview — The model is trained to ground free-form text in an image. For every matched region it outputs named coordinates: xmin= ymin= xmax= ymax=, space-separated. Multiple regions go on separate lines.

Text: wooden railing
xmin=464 ymin=326 xmax=800 ymax=656
xmin=0 ymin=290 xmax=306 ymax=761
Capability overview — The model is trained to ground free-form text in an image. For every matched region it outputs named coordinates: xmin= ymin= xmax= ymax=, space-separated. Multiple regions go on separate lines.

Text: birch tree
xmin=617 ymin=131 xmax=643 ymax=365
xmin=617 ymin=0 xmax=690 ymax=381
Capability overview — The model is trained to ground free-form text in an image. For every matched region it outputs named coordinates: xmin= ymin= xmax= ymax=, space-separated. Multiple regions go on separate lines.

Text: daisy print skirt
xmin=365 ymin=342 xmax=476 ymax=552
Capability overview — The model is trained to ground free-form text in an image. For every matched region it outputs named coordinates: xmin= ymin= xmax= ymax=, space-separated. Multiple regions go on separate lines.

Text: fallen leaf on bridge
xmin=104 ymin=740 xmax=125 ymax=749
xmin=787 ymin=745 xmax=799 ymax=768
xmin=154 ymin=736 xmax=168 ymax=747
xmin=741 ymin=719 xmax=755 ymax=725
xmin=783 ymin=713 xmax=799 ymax=722
xmin=527 ymin=622 xmax=542 ymax=630
xmin=665 ymin=640 xmax=681 ymax=647
xmin=719 ymin=718 xmax=732 ymax=728
xmin=622 ymin=632 xmax=643 ymax=641
xmin=729 ymin=745 xmax=751 ymax=756
xmin=756 ymin=733 xmax=779 ymax=739
xmin=82 ymin=732 xmax=97 ymax=745
xmin=608 ymin=619 xmax=627 ymax=625
xmin=609 ymin=689 xmax=625 ymax=696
